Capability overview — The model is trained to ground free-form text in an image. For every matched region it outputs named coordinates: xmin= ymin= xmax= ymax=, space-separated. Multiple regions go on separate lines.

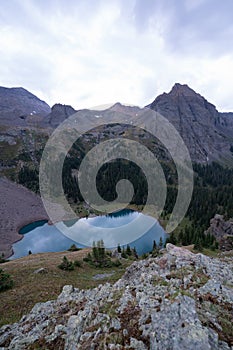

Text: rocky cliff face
xmin=0 ymin=87 xmax=78 ymax=129
xmin=0 ymin=245 xmax=232 ymax=349
xmin=148 ymin=83 xmax=233 ymax=164
xmin=47 ymin=104 xmax=77 ymax=128
xmin=206 ymin=214 xmax=233 ymax=251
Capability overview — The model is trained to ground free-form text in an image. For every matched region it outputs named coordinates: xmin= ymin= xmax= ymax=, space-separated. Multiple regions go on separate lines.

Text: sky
xmin=0 ymin=0 xmax=233 ymax=111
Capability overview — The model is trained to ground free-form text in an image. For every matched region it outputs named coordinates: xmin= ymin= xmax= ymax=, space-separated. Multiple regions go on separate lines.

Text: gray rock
xmin=92 ymin=272 xmax=115 ymax=280
xmin=33 ymin=267 xmax=47 ymax=274
xmin=148 ymin=83 xmax=233 ymax=163
xmin=48 ymin=103 xmax=76 ymax=128
xmin=0 ymin=244 xmax=232 ymax=349
xmin=130 ymin=337 xmax=147 ymax=349
xmin=206 ymin=214 xmax=233 ymax=251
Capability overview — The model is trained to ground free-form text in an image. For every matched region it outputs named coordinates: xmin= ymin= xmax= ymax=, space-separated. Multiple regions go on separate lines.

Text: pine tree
xmin=158 ymin=237 xmax=163 ymax=250
xmin=133 ymin=247 xmax=138 ymax=259
xmin=167 ymin=232 xmax=177 ymax=245
xmin=126 ymin=244 xmax=132 ymax=256
xmin=178 ymin=229 xmax=184 ymax=243
xmin=153 ymin=240 xmax=157 ymax=251
xmin=117 ymin=244 xmax=122 ymax=253
xmin=194 ymin=238 xmax=203 ymax=252
xmin=99 ymin=239 xmax=105 ymax=263
xmin=92 ymin=241 xmax=99 ymax=262
xmin=121 ymin=246 xmax=127 ymax=259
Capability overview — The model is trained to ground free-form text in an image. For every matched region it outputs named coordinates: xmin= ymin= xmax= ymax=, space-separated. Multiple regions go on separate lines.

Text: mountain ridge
xmin=148 ymin=83 xmax=233 ymax=163
xmin=0 ymin=86 xmax=51 ymax=126
xmin=0 ymin=83 xmax=233 ymax=163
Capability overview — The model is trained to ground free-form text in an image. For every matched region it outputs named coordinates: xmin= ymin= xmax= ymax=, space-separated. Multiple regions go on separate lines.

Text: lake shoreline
xmin=10 ymin=208 xmax=167 ymax=259
xmin=1 ymin=178 xmax=168 ymax=259
xmin=0 ymin=177 xmax=49 ymax=259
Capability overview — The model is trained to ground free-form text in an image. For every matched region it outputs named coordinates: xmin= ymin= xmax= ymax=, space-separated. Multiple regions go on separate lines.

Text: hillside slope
xmin=0 ymin=244 xmax=232 ymax=349
xmin=0 ymin=87 xmax=50 ymax=126
xmin=0 ymin=177 xmax=48 ymax=258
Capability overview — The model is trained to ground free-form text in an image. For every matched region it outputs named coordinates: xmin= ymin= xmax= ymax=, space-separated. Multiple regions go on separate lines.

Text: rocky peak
xmin=148 ymin=84 xmax=233 ymax=164
xmin=150 ymin=83 xmax=217 ymax=117
xmin=0 ymin=244 xmax=232 ymax=349
xmin=0 ymin=86 xmax=51 ymax=126
xmin=109 ymin=102 xmax=141 ymax=117
xmin=48 ymin=103 xmax=76 ymax=128
xmin=170 ymin=83 xmax=202 ymax=98
xmin=51 ymin=103 xmax=76 ymax=114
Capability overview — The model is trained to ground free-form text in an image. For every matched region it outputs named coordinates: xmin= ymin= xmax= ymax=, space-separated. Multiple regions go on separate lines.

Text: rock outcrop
xmin=206 ymin=214 xmax=233 ymax=251
xmin=148 ymin=83 xmax=233 ymax=163
xmin=48 ymin=104 xmax=76 ymax=128
xmin=0 ymin=244 xmax=232 ymax=349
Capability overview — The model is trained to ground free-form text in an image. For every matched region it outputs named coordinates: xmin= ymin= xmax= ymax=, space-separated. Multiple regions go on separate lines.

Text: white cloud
xmin=0 ymin=0 xmax=233 ymax=111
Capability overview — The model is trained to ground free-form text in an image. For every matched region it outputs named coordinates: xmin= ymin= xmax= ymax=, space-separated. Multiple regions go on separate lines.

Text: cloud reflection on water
xmin=11 ymin=210 xmax=167 ymax=259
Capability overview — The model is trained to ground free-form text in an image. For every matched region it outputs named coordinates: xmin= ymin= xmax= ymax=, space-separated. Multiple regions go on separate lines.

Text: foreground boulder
xmin=0 ymin=244 xmax=232 ymax=349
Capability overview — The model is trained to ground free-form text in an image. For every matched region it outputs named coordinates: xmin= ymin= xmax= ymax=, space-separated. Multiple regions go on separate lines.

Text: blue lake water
xmin=10 ymin=210 xmax=167 ymax=259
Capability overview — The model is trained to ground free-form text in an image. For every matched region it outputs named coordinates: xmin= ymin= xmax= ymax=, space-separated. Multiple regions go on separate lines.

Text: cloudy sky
xmin=0 ymin=0 xmax=233 ymax=111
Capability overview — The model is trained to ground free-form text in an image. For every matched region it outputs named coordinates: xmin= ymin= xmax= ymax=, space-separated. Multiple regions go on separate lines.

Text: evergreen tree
xmin=98 ymin=239 xmax=105 ymax=262
xmin=117 ymin=244 xmax=122 ymax=253
xmin=194 ymin=238 xmax=203 ymax=252
xmin=121 ymin=246 xmax=127 ymax=259
xmin=126 ymin=244 xmax=132 ymax=256
xmin=178 ymin=230 xmax=184 ymax=244
xmin=153 ymin=240 xmax=157 ymax=251
xmin=166 ymin=232 xmax=177 ymax=245
xmin=158 ymin=237 xmax=163 ymax=250
xmin=92 ymin=241 xmax=98 ymax=261
xmin=133 ymin=247 xmax=138 ymax=259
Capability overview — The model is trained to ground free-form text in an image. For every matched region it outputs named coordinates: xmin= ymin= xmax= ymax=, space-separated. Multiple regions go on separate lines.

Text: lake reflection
xmin=10 ymin=210 xmax=167 ymax=259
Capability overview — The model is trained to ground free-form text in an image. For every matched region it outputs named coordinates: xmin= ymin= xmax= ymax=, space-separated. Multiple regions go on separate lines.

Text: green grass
xmin=200 ymin=248 xmax=221 ymax=258
xmin=0 ymin=140 xmax=21 ymax=160
xmin=0 ymin=249 xmax=132 ymax=327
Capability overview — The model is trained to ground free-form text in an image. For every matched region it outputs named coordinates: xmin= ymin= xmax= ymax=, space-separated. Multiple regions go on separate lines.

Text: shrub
xmin=58 ymin=256 xmax=74 ymax=271
xmin=0 ymin=269 xmax=14 ymax=292
xmin=84 ymin=240 xmax=121 ymax=268
xmin=74 ymin=260 xmax=82 ymax=267
xmin=68 ymin=244 xmax=81 ymax=252
xmin=113 ymin=259 xmax=122 ymax=267
xmin=0 ymin=254 xmax=7 ymax=264
xmin=83 ymin=252 xmax=92 ymax=263
xmin=142 ymin=252 xmax=149 ymax=259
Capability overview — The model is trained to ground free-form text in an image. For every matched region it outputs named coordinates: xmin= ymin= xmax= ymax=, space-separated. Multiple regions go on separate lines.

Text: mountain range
xmin=0 ymin=83 xmax=233 ymax=164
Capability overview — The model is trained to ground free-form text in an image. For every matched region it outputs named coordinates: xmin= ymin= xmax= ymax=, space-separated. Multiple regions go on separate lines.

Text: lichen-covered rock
xmin=206 ymin=214 xmax=233 ymax=251
xmin=0 ymin=244 xmax=232 ymax=349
